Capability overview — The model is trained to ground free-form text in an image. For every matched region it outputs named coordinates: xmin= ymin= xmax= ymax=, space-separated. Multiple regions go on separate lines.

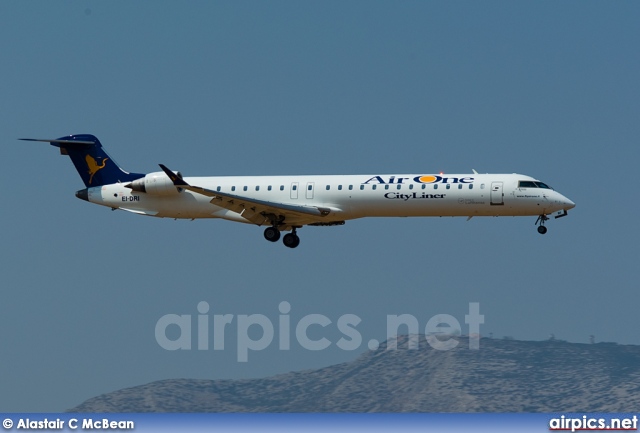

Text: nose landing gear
xmin=535 ymin=214 xmax=549 ymax=235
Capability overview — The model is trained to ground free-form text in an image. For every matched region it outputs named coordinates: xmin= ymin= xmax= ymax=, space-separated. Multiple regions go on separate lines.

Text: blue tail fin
xmin=21 ymin=134 xmax=145 ymax=187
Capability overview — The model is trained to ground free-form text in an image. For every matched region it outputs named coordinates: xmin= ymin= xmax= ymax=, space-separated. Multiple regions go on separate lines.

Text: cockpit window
xmin=518 ymin=180 xmax=554 ymax=190
xmin=535 ymin=182 xmax=552 ymax=189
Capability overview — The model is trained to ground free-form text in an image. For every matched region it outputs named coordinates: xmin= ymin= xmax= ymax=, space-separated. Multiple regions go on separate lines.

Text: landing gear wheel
xmin=283 ymin=233 xmax=300 ymax=248
xmin=535 ymin=214 xmax=549 ymax=235
xmin=264 ymin=227 xmax=280 ymax=242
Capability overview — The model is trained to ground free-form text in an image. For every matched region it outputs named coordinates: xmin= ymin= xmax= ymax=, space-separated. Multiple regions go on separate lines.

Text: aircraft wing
xmin=157 ymin=164 xmax=336 ymax=226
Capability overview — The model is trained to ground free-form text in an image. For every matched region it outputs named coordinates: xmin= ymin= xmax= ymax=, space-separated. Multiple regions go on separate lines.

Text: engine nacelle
xmin=126 ymin=171 xmax=183 ymax=195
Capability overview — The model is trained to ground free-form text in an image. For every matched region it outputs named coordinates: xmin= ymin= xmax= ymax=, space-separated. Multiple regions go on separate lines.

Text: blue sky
xmin=1 ymin=1 xmax=638 ymax=412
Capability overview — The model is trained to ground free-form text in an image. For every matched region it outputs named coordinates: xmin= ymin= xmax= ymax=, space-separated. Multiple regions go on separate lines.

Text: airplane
xmin=22 ymin=134 xmax=575 ymax=248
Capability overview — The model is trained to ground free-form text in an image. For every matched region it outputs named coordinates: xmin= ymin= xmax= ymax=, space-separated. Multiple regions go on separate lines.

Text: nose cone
xmin=562 ymin=196 xmax=575 ymax=210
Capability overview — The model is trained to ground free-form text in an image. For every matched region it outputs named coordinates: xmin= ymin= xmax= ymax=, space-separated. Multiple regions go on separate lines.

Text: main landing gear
xmin=263 ymin=226 xmax=301 ymax=248
xmin=283 ymin=230 xmax=301 ymax=249
xmin=535 ymin=214 xmax=549 ymax=235
xmin=263 ymin=226 xmax=280 ymax=242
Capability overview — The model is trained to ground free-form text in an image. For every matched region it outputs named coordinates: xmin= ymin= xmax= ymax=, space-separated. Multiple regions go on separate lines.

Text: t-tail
xmin=20 ymin=134 xmax=145 ymax=187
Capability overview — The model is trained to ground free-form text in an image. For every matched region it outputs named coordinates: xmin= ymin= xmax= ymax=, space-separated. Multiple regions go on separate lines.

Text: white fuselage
xmin=86 ymin=173 xmax=575 ymax=227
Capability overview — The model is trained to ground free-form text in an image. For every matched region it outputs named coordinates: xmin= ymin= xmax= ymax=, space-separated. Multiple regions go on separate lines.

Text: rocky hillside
xmin=69 ymin=335 xmax=640 ymax=412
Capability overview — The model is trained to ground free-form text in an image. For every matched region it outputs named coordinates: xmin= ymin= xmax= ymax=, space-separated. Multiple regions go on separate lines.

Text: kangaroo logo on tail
xmin=86 ymin=155 xmax=109 ymax=185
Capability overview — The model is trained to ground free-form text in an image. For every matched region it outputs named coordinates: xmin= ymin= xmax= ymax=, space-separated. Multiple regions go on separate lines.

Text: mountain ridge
xmin=69 ymin=335 xmax=640 ymax=412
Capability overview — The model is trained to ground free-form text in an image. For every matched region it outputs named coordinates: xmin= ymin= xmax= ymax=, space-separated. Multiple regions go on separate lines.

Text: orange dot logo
xmin=418 ymin=175 xmax=437 ymax=183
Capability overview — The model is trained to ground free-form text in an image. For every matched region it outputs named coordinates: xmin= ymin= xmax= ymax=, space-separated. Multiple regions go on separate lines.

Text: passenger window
xmin=458 ymin=184 xmax=462 ymax=189
xmin=372 ymin=185 xmax=377 ymax=190
xmin=422 ymin=184 xmax=426 ymax=189
xmin=326 ymin=185 xmax=330 ymax=190
xmin=216 ymin=186 xmax=221 ymax=192
xmin=255 ymin=186 xmax=260 ymax=191
xmin=349 ymin=185 xmax=353 ymax=190
xmin=385 ymin=185 xmax=389 ymax=190
xmin=293 ymin=185 xmax=297 ymax=190
xmin=360 ymin=185 xmax=364 ymax=190
xmin=338 ymin=185 xmax=342 ymax=190
xmin=308 ymin=185 xmax=312 ymax=190
xmin=480 ymin=184 xmax=485 ymax=189
xmin=434 ymin=184 xmax=438 ymax=189
xmin=280 ymin=185 xmax=284 ymax=191
xmin=446 ymin=184 xmax=451 ymax=189
xmin=397 ymin=185 xmax=402 ymax=190
xmin=469 ymin=184 xmax=473 ymax=189
xmin=231 ymin=186 xmax=236 ymax=191
xmin=268 ymin=185 xmax=272 ymax=191
xmin=409 ymin=184 xmax=414 ymax=190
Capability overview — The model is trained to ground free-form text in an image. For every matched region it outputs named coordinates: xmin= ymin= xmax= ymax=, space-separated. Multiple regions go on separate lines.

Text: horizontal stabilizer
xmin=20 ymin=138 xmax=96 ymax=146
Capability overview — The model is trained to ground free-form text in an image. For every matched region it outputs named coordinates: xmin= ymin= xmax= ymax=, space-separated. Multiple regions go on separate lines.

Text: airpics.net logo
xmin=155 ymin=302 xmax=484 ymax=362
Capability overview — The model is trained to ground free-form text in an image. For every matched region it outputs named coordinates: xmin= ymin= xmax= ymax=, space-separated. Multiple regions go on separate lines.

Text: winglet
xmin=158 ymin=164 xmax=189 ymax=186
xmin=472 ymin=169 xmax=478 ymax=174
